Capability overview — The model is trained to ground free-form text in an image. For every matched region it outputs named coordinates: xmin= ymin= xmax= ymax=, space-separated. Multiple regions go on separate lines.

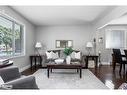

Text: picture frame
xmin=56 ymin=40 xmax=73 ymax=48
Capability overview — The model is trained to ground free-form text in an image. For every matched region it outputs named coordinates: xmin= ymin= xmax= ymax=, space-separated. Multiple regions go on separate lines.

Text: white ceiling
xmin=11 ymin=6 xmax=116 ymax=26
xmin=108 ymin=14 xmax=127 ymax=25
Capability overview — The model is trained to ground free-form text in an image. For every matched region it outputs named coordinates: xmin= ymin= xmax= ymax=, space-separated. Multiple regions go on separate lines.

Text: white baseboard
xmin=19 ymin=65 xmax=30 ymax=72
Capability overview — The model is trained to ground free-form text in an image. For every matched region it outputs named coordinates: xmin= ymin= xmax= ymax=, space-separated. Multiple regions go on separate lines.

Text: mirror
xmin=56 ymin=40 xmax=73 ymax=48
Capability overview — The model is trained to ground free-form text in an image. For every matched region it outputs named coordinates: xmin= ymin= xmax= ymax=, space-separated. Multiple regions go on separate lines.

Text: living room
xmin=0 ymin=2 xmax=127 ymax=93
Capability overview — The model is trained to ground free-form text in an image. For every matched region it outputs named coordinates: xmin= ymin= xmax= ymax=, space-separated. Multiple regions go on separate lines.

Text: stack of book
xmin=0 ymin=59 xmax=9 ymax=65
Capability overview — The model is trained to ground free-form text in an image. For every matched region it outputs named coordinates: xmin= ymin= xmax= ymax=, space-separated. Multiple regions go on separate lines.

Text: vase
xmin=66 ymin=56 xmax=71 ymax=64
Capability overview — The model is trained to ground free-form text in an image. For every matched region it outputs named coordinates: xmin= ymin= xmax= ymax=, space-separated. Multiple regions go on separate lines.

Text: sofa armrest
xmin=0 ymin=66 xmax=21 ymax=82
xmin=5 ymin=75 xmax=38 ymax=89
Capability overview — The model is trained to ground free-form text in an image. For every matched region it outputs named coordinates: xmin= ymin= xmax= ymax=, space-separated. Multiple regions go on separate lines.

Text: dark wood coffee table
xmin=47 ymin=63 xmax=82 ymax=78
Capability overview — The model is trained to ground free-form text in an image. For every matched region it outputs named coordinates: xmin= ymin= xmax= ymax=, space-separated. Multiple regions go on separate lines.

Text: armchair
xmin=0 ymin=66 xmax=38 ymax=89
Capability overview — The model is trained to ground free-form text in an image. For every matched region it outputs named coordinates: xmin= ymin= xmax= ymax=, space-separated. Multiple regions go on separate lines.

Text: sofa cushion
xmin=71 ymin=59 xmax=81 ymax=62
xmin=0 ymin=67 xmax=21 ymax=83
xmin=70 ymin=52 xmax=75 ymax=59
xmin=60 ymin=50 xmax=66 ymax=59
xmin=45 ymin=58 xmax=53 ymax=63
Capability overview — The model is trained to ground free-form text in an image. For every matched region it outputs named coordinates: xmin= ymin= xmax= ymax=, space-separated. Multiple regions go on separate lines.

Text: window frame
xmin=0 ymin=13 xmax=25 ymax=58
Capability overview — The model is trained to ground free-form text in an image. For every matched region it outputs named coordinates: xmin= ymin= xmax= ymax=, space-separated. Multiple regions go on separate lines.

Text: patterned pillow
xmin=46 ymin=51 xmax=52 ymax=59
xmin=119 ymin=83 xmax=127 ymax=89
xmin=75 ymin=52 xmax=81 ymax=60
xmin=70 ymin=51 xmax=81 ymax=60
xmin=52 ymin=52 xmax=59 ymax=59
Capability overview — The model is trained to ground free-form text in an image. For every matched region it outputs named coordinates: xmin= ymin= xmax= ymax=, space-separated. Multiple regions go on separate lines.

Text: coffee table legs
xmin=51 ymin=69 xmax=52 ymax=73
xmin=47 ymin=68 xmax=49 ymax=78
xmin=77 ymin=69 xmax=79 ymax=73
xmin=47 ymin=68 xmax=82 ymax=78
xmin=80 ymin=68 xmax=82 ymax=78
xmin=77 ymin=69 xmax=82 ymax=78
xmin=48 ymin=68 xmax=53 ymax=78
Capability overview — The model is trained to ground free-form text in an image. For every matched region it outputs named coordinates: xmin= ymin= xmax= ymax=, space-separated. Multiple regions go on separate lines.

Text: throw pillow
xmin=46 ymin=51 xmax=52 ymax=59
xmin=52 ymin=52 xmax=59 ymax=59
xmin=75 ymin=52 xmax=81 ymax=60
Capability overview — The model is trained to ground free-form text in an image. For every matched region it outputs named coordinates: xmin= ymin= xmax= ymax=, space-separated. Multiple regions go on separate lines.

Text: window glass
xmin=0 ymin=15 xmax=24 ymax=57
xmin=14 ymin=23 xmax=23 ymax=56
xmin=0 ymin=16 xmax=13 ymax=57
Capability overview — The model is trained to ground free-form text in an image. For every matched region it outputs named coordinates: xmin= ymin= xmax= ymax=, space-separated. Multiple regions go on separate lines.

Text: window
xmin=0 ymin=14 xmax=24 ymax=57
xmin=105 ymin=29 xmax=126 ymax=49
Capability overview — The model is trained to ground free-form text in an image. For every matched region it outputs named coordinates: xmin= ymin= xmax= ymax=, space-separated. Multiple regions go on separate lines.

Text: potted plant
xmin=64 ymin=47 xmax=73 ymax=64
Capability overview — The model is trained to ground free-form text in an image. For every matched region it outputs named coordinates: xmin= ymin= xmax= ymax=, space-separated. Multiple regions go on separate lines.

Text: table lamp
xmin=86 ymin=42 xmax=93 ymax=55
xmin=35 ymin=42 xmax=42 ymax=55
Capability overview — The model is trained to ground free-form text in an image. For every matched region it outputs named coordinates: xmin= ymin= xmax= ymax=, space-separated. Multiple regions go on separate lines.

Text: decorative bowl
xmin=55 ymin=59 xmax=64 ymax=64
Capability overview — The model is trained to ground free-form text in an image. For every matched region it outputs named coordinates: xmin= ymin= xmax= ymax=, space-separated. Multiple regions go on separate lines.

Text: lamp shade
xmin=86 ymin=42 xmax=93 ymax=48
xmin=35 ymin=42 xmax=42 ymax=48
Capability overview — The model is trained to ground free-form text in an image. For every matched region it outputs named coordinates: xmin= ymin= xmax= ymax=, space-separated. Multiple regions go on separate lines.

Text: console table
xmin=47 ymin=63 xmax=82 ymax=78
xmin=30 ymin=55 xmax=42 ymax=70
xmin=84 ymin=55 xmax=99 ymax=68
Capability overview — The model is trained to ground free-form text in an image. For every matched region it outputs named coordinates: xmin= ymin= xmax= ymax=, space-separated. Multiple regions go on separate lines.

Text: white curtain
xmin=105 ymin=29 xmax=126 ymax=49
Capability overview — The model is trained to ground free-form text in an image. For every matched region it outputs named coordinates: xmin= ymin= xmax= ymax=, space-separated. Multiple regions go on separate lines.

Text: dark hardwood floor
xmin=90 ymin=65 xmax=127 ymax=89
xmin=22 ymin=65 xmax=127 ymax=89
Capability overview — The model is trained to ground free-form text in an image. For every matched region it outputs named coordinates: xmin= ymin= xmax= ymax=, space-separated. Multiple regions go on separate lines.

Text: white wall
xmin=1 ymin=6 xmax=126 ymax=69
xmin=96 ymin=25 xmax=127 ymax=64
xmin=35 ymin=25 xmax=95 ymax=55
xmin=94 ymin=6 xmax=127 ymax=65
xmin=0 ymin=6 xmax=35 ymax=71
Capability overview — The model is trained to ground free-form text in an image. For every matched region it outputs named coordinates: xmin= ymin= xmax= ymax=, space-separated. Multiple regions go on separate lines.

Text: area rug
xmin=33 ymin=69 xmax=108 ymax=89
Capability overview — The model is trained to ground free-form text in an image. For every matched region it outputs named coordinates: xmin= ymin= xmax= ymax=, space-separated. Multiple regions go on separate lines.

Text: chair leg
xmin=123 ymin=64 xmax=125 ymax=73
xmin=119 ymin=64 xmax=122 ymax=73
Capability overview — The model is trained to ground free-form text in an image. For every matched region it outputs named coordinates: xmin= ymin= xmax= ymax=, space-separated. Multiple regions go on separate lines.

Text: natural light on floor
xmin=105 ymin=80 xmax=114 ymax=89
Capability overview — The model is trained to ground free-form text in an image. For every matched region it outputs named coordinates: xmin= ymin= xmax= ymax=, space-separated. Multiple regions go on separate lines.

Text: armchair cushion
xmin=0 ymin=66 xmax=38 ymax=89
xmin=0 ymin=66 xmax=21 ymax=82
xmin=4 ymin=75 xmax=38 ymax=89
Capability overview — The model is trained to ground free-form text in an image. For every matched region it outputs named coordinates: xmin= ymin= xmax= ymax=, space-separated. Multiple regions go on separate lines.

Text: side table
xmin=30 ymin=55 xmax=42 ymax=70
xmin=84 ymin=55 xmax=99 ymax=69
